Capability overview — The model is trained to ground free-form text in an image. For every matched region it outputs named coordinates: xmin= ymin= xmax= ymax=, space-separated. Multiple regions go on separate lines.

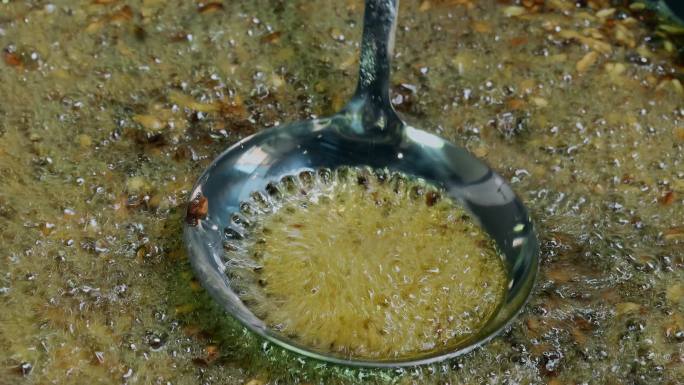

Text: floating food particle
xmin=186 ymin=195 xmax=208 ymax=226
xmin=659 ymin=191 xmax=675 ymax=206
xmin=425 ymin=190 xmax=440 ymax=207
xmin=664 ymin=226 xmax=684 ymax=241
xmin=198 ymin=2 xmax=223 ymax=14
xmin=205 ymin=345 xmax=219 ymax=363
xmin=576 ymin=51 xmax=599 ymax=73
xmin=110 ymin=5 xmax=133 ymax=22
xmin=509 ymin=36 xmax=527 ymax=47
xmin=169 ymin=91 xmax=220 ymax=113
xmin=260 ymin=31 xmax=282 ymax=44
xmin=3 ymin=50 xmax=21 ymax=68
xmin=472 ymin=21 xmax=492 ymax=34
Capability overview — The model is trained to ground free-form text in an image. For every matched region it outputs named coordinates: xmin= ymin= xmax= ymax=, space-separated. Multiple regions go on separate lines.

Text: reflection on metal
xmin=512 ymin=236 xmax=525 ymax=248
xmin=405 ymin=126 xmax=445 ymax=149
xmin=234 ymin=146 xmax=269 ymax=174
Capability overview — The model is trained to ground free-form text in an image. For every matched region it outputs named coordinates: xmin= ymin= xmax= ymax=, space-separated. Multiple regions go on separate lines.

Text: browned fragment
xmin=509 ymin=36 xmax=528 ymax=47
xmin=191 ymin=357 xmax=208 ymax=367
xmin=173 ymin=145 xmax=193 ymax=161
xmin=507 ymin=98 xmax=526 ymax=110
xmin=526 ymin=316 xmax=540 ymax=332
xmin=110 ymin=5 xmax=133 ymax=22
xmin=545 ymin=265 xmax=572 ymax=283
xmin=219 ymin=96 xmax=248 ymax=120
xmin=425 ymin=191 xmax=441 ymax=206
xmin=261 ymin=31 xmax=283 ymax=44
xmin=198 ymin=2 xmax=224 ymax=14
xmin=574 ymin=315 xmax=593 ymax=331
xmin=659 ymin=190 xmax=675 ymax=206
xmin=472 ymin=21 xmax=491 ymax=33
xmin=204 ymin=345 xmax=219 ymax=363
xmin=186 ymin=195 xmax=208 ymax=226
xmin=664 ymin=226 xmax=684 ymax=241
xmin=571 ymin=327 xmax=587 ymax=346
xmin=182 ymin=324 xmax=202 ymax=337
xmin=675 ymin=127 xmax=684 ymax=141
xmin=521 ymin=0 xmax=544 ymax=7
xmin=3 ymin=50 xmax=22 ymax=68
xmin=170 ymin=31 xmax=190 ymax=42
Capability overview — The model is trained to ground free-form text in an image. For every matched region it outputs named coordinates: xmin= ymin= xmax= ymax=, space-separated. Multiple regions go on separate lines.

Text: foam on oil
xmin=227 ymin=167 xmax=507 ymax=359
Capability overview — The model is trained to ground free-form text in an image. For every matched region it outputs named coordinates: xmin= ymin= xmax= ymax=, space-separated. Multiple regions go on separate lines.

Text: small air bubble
xmin=265 ymin=182 xmax=281 ymax=198
xmin=317 ymin=168 xmax=333 ymax=184
xmin=298 ymin=170 xmax=315 ymax=188
xmin=231 ymin=213 xmax=251 ymax=228
xmin=224 ymin=228 xmax=244 ymax=240
xmin=250 ymin=191 xmax=270 ymax=209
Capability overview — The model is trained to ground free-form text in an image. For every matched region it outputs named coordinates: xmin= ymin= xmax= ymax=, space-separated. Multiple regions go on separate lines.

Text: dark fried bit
xmin=265 ymin=182 xmax=281 ymax=198
xmin=3 ymin=50 xmax=22 ymax=68
xmin=659 ymin=190 xmax=675 ymax=206
xmin=186 ymin=195 xmax=209 ymax=226
xmin=356 ymin=174 xmax=369 ymax=189
xmin=425 ymin=190 xmax=441 ymax=207
xmin=260 ymin=31 xmax=283 ymax=44
xmin=109 ymin=5 xmax=133 ymax=22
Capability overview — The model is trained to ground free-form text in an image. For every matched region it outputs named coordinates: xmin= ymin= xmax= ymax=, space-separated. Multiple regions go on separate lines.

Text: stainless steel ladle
xmin=184 ymin=0 xmax=538 ymax=367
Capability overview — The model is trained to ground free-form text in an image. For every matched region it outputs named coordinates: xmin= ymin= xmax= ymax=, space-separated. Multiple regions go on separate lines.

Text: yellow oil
xmin=233 ymin=168 xmax=507 ymax=359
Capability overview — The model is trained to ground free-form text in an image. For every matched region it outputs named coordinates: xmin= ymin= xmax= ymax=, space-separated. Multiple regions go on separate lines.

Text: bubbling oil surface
xmin=227 ymin=168 xmax=507 ymax=359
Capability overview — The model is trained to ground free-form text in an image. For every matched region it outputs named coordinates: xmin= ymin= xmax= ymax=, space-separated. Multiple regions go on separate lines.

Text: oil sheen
xmin=228 ymin=168 xmax=507 ymax=359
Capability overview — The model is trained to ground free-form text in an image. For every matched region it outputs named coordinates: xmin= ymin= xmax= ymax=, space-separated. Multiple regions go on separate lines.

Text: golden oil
xmin=229 ymin=168 xmax=507 ymax=359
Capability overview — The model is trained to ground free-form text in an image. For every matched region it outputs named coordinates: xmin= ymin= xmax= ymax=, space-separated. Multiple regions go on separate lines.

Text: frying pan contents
xmin=1 ymin=0 xmax=683 ymax=383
